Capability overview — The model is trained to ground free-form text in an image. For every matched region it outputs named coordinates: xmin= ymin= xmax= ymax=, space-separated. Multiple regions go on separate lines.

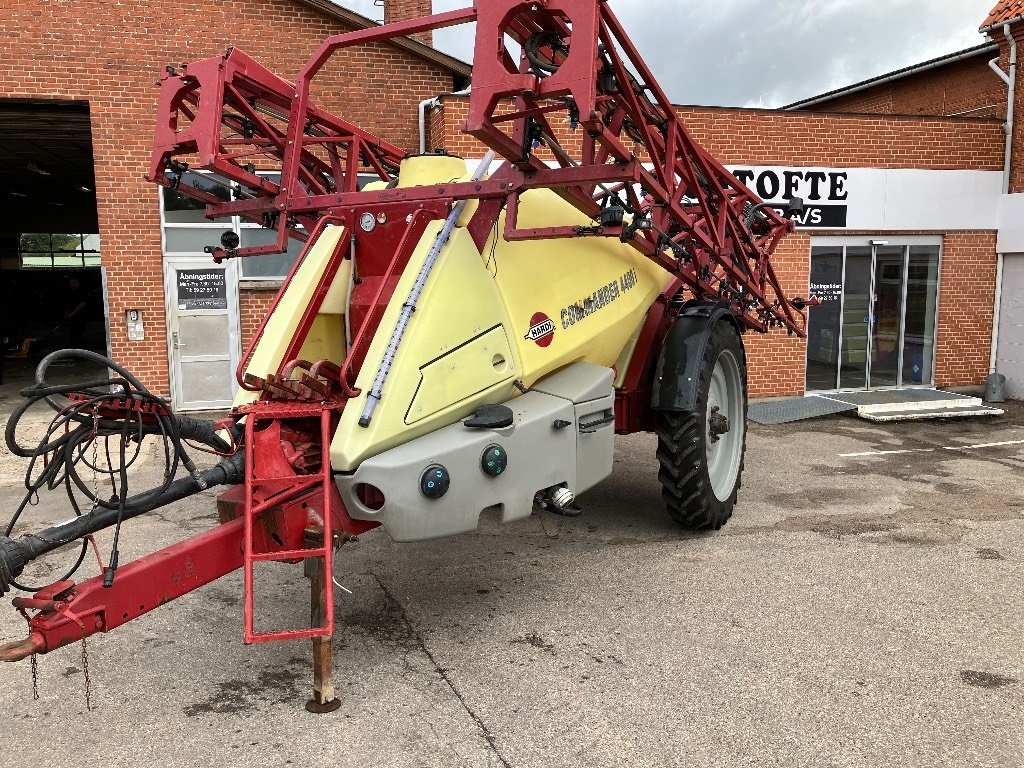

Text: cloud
xmin=337 ymin=0 xmax=994 ymax=107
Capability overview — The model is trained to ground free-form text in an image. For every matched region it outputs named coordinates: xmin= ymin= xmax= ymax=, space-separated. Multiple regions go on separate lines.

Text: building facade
xmin=2 ymin=0 xmax=1022 ymax=405
xmin=430 ymin=98 xmax=1004 ymax=398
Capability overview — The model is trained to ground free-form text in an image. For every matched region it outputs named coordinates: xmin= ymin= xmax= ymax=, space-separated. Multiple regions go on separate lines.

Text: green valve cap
xmin=481 ymin=445 xmax=508 ymax=478
xmin=420 ymin=465 xmax=450 ymax=499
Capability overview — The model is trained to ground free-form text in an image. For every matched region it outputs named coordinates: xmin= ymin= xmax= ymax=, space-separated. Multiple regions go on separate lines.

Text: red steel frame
xmin=4 ymin=0 xmax=810 ymax=661
xmin=148 ymin=0 xmax=805 ymax=336
xmin=241 ymin=407 xmax=336 ymax=643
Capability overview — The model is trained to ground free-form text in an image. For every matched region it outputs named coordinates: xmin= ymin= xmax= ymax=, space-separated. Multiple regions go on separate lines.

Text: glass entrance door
xmin=805 ymin=247 xmax=842 ymax=391
xmin=870 ymin=246 xmax=906 ymax=387
xmin=806 ymin=240 xmax=940 ymax=392
xmin=902 ymin=247 xmax=940 ymax=385
xmin=839 ymin=247 xmax=871 ymax=389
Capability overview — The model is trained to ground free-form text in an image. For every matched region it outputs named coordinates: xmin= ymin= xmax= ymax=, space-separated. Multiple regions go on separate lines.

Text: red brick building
xmin=2 ymin=0 xmax=1023 ymax=405
xmin=430 ymin=99 xmax=1004 ymax=398
xmin=0 ymin=0 xmax=466 ymax=404
xmin=783 ymin=43 xmax=1004 ymax=119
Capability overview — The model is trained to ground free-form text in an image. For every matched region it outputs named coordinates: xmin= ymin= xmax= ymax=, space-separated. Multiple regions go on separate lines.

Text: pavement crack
xmin=371 ymin=572 xmax=513 ymax=768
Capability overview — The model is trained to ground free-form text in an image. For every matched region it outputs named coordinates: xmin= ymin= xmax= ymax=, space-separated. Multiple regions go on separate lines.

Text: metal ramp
xmin=749 ymin=389 xmax=1004 ymax=426
xmin=749 ymin=396 xmax=857 ymax=425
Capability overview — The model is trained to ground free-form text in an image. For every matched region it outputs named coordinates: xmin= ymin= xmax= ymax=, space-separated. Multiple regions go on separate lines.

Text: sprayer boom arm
xmin=147 ymin=0 xmax=805 ymax=335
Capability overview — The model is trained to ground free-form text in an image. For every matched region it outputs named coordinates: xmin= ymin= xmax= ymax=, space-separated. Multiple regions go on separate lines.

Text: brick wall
xmin=792 ymin=53 xmax=1005 ymax=119
xmin=427 ymin=100 xmax=448 ymax=153
xmin=240 ymin=290 xmax=278 ymax=351
xmin=435 ymin=97 xmax=1003 ymax=170
xmin=384 ymin=0 xmax=433 ymax=45
xmin=744 ymin=233 xmax=811 ymax=398
xmin=673 ymin=108 xmax=1004 ymax=170
xmin=432 ymin=97 xmax=1003 ymax=395
xmin=934 ymin=231 xmax=998 ymax=389
xmin=1 ymin=0 xmax=457 ymax=396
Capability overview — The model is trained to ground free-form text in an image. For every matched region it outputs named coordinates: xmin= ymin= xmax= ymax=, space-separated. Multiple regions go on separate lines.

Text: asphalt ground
xmin=0 ymin=394 xmax=1021 ymax=767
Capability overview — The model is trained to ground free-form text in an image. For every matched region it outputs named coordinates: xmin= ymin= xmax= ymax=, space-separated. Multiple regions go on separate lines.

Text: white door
xmin=997 ymin=254 xmax=1024 ymax=399
xmin=163 ymin=256 xmax=241 ymax=410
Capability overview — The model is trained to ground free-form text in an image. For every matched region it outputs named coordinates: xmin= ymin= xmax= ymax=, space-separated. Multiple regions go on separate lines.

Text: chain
xmin=90 ymin=414 xmax=101 ymax=511
xmin=30 ymin=653 xmax=39 ymax=701
xmin=536 ymin=502 xmax=561 ymax=540
xmin=81 ymin=638 xmax=92 ymax=711
xmin=82 ymin=418 xmax=97 ymax=711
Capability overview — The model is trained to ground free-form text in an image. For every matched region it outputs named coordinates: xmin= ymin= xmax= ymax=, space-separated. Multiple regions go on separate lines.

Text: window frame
xmin=159 ymin=171 xmax=305 ymax=284
xmin=18 ymin=232 xmax=102 ymax=269
xmin=805 ymin=235 xmax=943 ymax=392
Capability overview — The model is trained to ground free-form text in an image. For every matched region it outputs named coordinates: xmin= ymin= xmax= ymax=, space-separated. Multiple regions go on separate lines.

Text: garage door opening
xmin=996 ymin=254 xmax=1024 ymax=399
xmin=0 ymin=100 xmax=108 ymax=387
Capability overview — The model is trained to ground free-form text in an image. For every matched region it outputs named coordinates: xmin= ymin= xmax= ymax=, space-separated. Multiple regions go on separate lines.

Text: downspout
xmin=418 ymin=97 xmax=441 ymax=154
xmin=1000 ymin=23 xmax=1017 ymax=194
xmin=991 ymin=252 xmax=1004 ymax=374
xmin=419 ymin=87 xmax=472 ymax=154
xmin=989 ymin=24 xmax=1017 ymax=373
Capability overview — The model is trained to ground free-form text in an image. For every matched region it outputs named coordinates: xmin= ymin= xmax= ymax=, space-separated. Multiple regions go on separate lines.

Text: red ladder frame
xmin=242 ymin=406 xmax=337 ymax=643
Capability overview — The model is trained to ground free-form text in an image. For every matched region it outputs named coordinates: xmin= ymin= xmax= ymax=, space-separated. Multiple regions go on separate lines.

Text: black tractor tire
xmin=656 ymin=320 xmax=747 ymax=530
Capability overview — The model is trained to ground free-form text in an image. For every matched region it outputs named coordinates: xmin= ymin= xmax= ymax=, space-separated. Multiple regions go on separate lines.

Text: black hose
xmin=0 ymin=452 xmax=245 ymax=597
xmin=525 ymin=31 xmax=568 ymax=78
xmin=2 ymin=349 xmax=239 ymax=592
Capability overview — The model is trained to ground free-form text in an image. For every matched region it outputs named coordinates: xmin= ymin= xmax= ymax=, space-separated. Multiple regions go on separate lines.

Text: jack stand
xmin=303 ymin=528 xmax=341 ymax=714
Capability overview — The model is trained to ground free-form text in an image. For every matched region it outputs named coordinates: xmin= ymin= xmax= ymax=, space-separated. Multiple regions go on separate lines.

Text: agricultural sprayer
xmin=0 ymin=0 xmax=812 ymax=710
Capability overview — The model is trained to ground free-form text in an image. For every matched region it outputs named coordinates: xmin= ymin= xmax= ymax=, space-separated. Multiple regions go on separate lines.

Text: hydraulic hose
xmin=1 ymin=348 xmax=241 ymax=595
xmin=0 ymin=452 xmax=245 ymax=598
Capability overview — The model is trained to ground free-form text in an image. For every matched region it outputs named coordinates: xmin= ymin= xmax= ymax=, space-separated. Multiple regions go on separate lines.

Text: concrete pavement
xmin=0 ymin=401 xmax=1021 ymax=767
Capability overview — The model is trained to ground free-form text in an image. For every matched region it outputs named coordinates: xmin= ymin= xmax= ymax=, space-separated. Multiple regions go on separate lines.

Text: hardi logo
xmin=525 ymin=312 xmax=556 ymax=347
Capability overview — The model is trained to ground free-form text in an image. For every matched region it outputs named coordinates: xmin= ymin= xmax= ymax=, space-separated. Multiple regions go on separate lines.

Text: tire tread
xmin=656 ymin=321 xmax=747 ymax=531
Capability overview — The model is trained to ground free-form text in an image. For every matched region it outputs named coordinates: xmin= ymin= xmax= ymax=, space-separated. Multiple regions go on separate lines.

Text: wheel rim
xmin=705 ymin=349 xmax=744 ymax=502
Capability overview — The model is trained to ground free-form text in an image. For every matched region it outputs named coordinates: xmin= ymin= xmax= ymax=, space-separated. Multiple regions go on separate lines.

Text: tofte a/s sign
xmin=729 ymin=166 xmax=849 ymax=228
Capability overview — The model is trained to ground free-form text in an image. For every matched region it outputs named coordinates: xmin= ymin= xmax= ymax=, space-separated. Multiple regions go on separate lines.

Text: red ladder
xmin=242 ymin=405 xmax=337 ymax=644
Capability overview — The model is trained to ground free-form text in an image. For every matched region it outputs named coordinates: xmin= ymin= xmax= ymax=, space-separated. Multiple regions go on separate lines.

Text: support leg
xmin=304 ymin=528 xmax=340 ymax=714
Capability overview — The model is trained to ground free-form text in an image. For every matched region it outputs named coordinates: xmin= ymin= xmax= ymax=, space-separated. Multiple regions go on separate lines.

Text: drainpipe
xmin=418 ymin=97 xmax=441 ymax=154
xmin=991 ymin=252 xmax=1004 ymax=374
xmin=1001 ymin=23 xmax=1017 ymax=194
xmin=988 ymin=24 xmax=1017 ymax=372
xmin=419 ymin=87 xmax=471 ymax=154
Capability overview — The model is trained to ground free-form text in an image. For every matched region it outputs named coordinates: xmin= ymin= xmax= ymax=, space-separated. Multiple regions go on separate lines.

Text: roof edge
xmin=293 ymin=0 xmax=472 ymax=78
xmin=981 ymin=14 xmax=1024 ymax=33
xmin=438 ymin=92 xmax=1001 ymax=123
xmin=783 ymin=42 xmax=996 ymax=111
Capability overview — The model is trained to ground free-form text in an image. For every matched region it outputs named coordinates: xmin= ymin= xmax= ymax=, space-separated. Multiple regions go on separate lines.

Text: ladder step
xmin=249 ymin=548 xmax=328 ymax=562
xmin=245 ymin=626 xmax=332 ymax=644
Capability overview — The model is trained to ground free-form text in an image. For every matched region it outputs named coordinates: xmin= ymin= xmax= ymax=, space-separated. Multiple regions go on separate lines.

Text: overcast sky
xmin=337 ymin=0 xmax=996 ymax=107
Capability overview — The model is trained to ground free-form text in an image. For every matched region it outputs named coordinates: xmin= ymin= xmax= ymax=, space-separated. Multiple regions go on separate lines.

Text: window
xmin=238 ymin=227 xmax=306 ymax=279
xmin=160 ymin=171 xmax=303 ymax=281
xmin=19 ymin=233 xmax=101 ymax=269
xmin=162 ymin=171 xmax=233 ymax=224
xmin=237 ymin=172 xmax=305 ymax=280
